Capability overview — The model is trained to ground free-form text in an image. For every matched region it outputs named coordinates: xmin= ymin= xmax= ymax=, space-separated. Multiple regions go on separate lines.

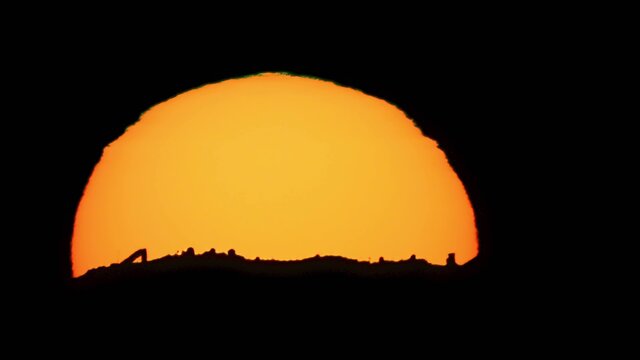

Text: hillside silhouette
xmin=66 ymin=247 xmax=487 ymax=330
xmin=75 ymin=247 xmax=481 ymax=287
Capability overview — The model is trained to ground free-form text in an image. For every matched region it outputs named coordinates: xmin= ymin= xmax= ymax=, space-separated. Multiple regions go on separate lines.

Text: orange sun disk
xmin=72 ymin=73 xmax=478 ymax=277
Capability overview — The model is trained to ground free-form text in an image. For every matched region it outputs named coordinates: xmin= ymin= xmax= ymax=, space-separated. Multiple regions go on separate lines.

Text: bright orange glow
xmin=72 ymin=73 xmax=477 ymax=277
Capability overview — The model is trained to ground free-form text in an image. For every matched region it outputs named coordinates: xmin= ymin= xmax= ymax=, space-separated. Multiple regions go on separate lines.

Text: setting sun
xmin=72 ymin=73 xmax=477 ymax=277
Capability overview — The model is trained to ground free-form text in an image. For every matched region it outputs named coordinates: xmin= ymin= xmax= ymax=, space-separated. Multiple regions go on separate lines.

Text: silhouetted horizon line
xmin=75 ymin=247 xmax=479 ymax=282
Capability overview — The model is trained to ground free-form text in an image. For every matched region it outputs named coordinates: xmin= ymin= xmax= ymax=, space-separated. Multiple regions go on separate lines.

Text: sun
xmin=72 ymin=73 xmax=477 ymax=277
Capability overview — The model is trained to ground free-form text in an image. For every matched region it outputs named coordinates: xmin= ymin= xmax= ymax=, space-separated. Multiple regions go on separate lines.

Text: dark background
xmin=12 ymin=24 xmax=561 ymax=326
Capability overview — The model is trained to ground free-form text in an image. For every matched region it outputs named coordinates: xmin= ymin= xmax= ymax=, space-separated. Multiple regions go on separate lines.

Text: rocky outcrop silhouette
xmin=447 ymin=253 xmax=457 ymax=267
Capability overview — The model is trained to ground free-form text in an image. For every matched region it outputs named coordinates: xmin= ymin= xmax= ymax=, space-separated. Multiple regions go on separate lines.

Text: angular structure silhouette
xmin=121 ymin=249 xmax=147 ymax=264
